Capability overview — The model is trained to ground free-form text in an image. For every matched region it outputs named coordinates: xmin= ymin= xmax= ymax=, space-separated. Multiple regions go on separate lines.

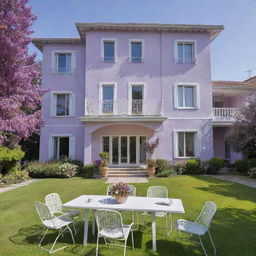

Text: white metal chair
xmin=35 ymin=201 xmax=75 ymax=254
xmin=142 ymin=186 xmax=172 ymax=237
xmin=95 ymin=209 xmax=134 ymax=256
xmin=175 ymin=201 xmax=217 ymax=256
xmin=45 ymin=193 xmax=79 ymax=234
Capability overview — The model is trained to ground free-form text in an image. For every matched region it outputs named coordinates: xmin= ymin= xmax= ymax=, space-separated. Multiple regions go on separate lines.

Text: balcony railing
xmin=85 ymin=99 xmax=162 ymax=116
xmin=213 ymin=108 xmax=239 ymax=121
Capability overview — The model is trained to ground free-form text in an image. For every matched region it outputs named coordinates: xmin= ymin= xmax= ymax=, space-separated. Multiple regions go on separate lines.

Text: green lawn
xmin=0 ymin=176 xmax=255 ymax=256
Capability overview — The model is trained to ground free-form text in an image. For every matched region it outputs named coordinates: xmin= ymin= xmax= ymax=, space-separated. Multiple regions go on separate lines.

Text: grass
xmin=0 ymin=175 xmax=256 ymax=256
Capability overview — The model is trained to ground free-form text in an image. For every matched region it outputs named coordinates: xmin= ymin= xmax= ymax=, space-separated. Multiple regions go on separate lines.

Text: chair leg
xmin=72 ymin=221 xmax=77 ymax=235
xmin=67 ymin=225 xmax=75 ymax=244
xmin=96 ymin=235 xmax=99 ymax=256
xmin=123 ymin=239 xmax=128 ymax=256
xmin=198 ymin=235 xmax=208 ymax=256
xmin=39 ymin=228 xmax=49 ymax=247
xmin=165 ymin=214 xmax=168 ymax=238
xmin=49 ymin=228 xmax=67 ymax=254
xmin=208 ymin=231 xmax=217 ymax=255
xmin=131 ymin=228 xmax=134 ymax=250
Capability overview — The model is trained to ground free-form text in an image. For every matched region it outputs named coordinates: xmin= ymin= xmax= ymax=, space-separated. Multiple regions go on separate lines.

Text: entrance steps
xmin=107 ymin=167 xmax=147 ymax=177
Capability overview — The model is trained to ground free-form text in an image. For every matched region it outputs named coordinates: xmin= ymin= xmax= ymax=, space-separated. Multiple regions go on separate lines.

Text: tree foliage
xmin=226 ymin=94 xmax=256 ymax=158
xmin=0 ymin=0 xmax=45 ymax=148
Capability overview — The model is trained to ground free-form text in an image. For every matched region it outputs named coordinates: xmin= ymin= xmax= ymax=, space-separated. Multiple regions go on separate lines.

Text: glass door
xmin=132 ymin=86 xmax=143 ymax=114
xmin=102 ymin=85 xmax=114 ymax=113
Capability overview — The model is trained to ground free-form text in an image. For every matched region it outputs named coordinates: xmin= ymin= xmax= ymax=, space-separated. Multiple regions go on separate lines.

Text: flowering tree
xmin=0 ymin=0 xmax=45 ymax=148
xmin=226 ymin=94 xmax=256 ymax=158
xmin=144 ymin=138 xmax=159 ymax=157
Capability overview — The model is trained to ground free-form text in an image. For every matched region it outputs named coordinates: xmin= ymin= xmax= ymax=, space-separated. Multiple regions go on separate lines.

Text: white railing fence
xmin=85 ymin=99 xmax=162 ymax=116
xmin=213 ymin=108 xmax=239 ymax=120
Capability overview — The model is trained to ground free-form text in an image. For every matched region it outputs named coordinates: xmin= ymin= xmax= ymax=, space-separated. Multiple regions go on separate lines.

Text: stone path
xmin=105 ymin=177 xmax=149 ymax=184
xmin=0 ymin=179 xmax=38 ymax=193
xmin=214 ymin=174 xmax=256 ymax=189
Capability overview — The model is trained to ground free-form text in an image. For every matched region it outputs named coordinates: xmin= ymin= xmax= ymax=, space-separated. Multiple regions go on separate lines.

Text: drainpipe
xmin=160 ymin=31 xmax=163 ymax=116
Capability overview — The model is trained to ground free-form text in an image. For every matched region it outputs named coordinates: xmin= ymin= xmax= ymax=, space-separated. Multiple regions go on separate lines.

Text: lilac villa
xmin=33 ymin=22 xmax=255 ymax=167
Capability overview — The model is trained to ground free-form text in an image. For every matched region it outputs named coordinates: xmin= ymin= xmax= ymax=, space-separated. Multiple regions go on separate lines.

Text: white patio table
xmin=63 ymin=195 xmax=185 ymax=252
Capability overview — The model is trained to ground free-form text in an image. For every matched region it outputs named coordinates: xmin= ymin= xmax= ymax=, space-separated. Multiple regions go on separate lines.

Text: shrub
xmin=156 ymin=168 xmax=177 ymax=177
xmin=26 ymin=161 xmax=78 ymax=178
xmin=234 ymin=159 xmax=250 ymax=173
xmin=156 ymin=159 xmax=169 ymax=173
xmin=174 ymin=162 xmax=186 ymax=175
xmin=146 ymin=159 xmax=156 ymax=168
xmin=248 ymin=167 xmax=256 ymax=179
xmin=207 ymin=165 xmax=219 ymax=174
xmin=208 ymin=158 xmax=225 ymax=170
xmin=0 ymin=147 xmax=25 ymax=174
xmin=79 ymin=164 xmax=95 ymax=178
xmin=0 ymin=170 xmax=30 ymax=185
xmin=184 ymin=159 xmax=201 ymax=174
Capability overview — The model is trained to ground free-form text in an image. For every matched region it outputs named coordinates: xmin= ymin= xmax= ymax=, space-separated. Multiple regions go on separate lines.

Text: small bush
xmin=156 ymin=159 xmax=169 ymax=173
xmin=248 ymin=167 xmax=256 ymax=179
xmin=208 ymin=158 xmax=225 ymax=170
xmin=26 ymin=161 xmax=78 ymax=178
xmin=234 ymin=159 xmax=250 ymax=173
xmin=207 ymin=165 xmax=219 ymax=174
xmin=146 ymin=159 xmax=156 ymax=168
xmin=0 ymin=170 xmax=30 ymax=185
xmin=79 ymin=164 xmax=95 ymax=178
xmin=156 ymin=168 xmax=177 ymax=177
xmin=174 ymin=162 xmax=186 ymax=175
xmin=184 ymin=159 xmax=201 ymax=174
xmin=0 ymin=147 xmax=24 ymax=174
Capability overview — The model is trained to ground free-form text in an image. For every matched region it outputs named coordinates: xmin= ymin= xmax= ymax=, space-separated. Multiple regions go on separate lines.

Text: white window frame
xmin=129 ymin=39 xmax=144 ymax=63
xmin=52 ymin=50 xmax=76 ymax=74
xmin=174 ymin=82 xmax=200 ymax=109
xmin=99 ymin=82 xmax=117 ymax=114
xmin=101 ymin=38 xmax=117 ymax=63
xmin=173 ymin=130 xmax=199 ymax=159
xmin=50 ymin=91 xmax=76 ymax=117
xmin=174 ymin=40 xmax=197 ymax=64
xmin=48 ymin=134 xmax=76 ymax=160
xmin=128 ymin=82 xmax=145 ymax=115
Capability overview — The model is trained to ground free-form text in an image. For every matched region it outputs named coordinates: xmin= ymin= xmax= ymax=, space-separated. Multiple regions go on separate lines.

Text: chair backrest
xmin=195 ymin=201 xmax=217 ymax=230
xmin=106 ymin=184 xmax=136 ymax=196
xmin=95 ymin=209 xmax=125 ymax=239
xmin=45 ymin=193 xmax=63 ymax=213
xmin=35 ymin=201 xmax=53 ymax=223
xmin=147 ymin=186 xmax=168 ymax=198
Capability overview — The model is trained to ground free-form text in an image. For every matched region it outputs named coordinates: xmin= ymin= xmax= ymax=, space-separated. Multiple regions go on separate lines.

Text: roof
xmin=32 ymin=38 xmax=83 ymax=52
xmin=212 ymin=78 xmax=256 ymax=90
xmin=76 ymin=22 xmax=224 ymax=41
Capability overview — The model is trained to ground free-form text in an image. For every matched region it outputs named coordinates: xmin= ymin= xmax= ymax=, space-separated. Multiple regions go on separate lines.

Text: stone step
xmin=107 ymin=167 xmax=147 ymax=177
xmin=107 ymin=173 xmax=147 ymax=177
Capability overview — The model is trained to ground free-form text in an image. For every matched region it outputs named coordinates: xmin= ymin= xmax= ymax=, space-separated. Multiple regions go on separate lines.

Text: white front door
xmin=101 ymin=135 xmax=146 ymax=166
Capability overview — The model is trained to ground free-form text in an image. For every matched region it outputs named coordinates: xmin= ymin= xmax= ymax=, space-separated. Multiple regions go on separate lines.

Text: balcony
xmin=81 ymin=99 xmax=166 ymax=122
xmin=213 ymin=108 xmax=239 ymax=126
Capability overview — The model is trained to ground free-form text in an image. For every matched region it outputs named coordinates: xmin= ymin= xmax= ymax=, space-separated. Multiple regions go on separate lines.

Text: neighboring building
xmin=33 ymin=22 xmax=252 ymax=166
xmin=212 ymin=77 xmax=256 ymax=162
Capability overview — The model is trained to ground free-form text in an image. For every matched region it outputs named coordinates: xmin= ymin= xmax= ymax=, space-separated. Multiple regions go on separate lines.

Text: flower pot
xmin=99 ymin=166 xmax=108 ymax=177
xmin=114 ymin=195 xmax=128 ymax=204
xmin=147 ymin=167 xmax=155 ymax=177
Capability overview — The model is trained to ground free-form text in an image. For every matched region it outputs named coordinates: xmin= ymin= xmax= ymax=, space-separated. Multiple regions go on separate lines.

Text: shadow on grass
xmin=191 ymin=175 xmax=256 ymax=203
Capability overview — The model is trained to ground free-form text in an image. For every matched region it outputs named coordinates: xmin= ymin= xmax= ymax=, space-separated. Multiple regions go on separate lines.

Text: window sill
xmin=176 ymin=107 xmax=199 ymax=110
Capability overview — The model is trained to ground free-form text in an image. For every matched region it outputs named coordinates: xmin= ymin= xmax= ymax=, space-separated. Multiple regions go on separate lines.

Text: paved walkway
xmin=0 ymin=179 xmax=38 ymax=193
xmin=214 ymin=174 xmax=256 ymax=189
xmin=105 ymin=177 xmax=149 ymax=183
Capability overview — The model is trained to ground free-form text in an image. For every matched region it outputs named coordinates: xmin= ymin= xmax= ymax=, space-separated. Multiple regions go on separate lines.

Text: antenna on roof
xmin=245 ymin=68 xmax=256 ymax=78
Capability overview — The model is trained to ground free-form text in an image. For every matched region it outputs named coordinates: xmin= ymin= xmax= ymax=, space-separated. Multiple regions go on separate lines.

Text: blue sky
xmin=30 ymin=0 xmax=256 ymax=81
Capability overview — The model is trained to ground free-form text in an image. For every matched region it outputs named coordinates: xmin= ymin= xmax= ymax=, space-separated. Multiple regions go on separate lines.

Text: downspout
xmin=160 ymin=31 xmax=163 ymax=116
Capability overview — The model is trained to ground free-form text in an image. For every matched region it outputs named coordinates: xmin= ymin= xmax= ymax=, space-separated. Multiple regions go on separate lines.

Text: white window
xmin=174 ymin=40 xmax=196 ymax=64
xmin=53 ymin=51 xmax=76 ymax=74
xmin=51 ymin=91 xmax=75 ymax=117
xmin=49 ymin=135 xmax=76 ymax=160
xmin=128 ymin=83 xmax=145 ymax=115
xmin=99 ymin=83 xmax=117 ymax=114
xmin=175 ymin=131 xmax=197 ymax=158
xmin=102 ymin=39 xmax=116 ymax=62
xmin=174 ymin=83 xmax=199 ymax=109
xmin=129 ymin=40 xmax=144 ymax=62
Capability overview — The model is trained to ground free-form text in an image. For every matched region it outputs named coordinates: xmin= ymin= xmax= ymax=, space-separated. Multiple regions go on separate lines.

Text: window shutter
xmin=71 ymin=52 xmax=76 ymax=74
xmin=50 ymin=93 xmax=56 ymax=116
xmin=69 ymin=136 xmax=76 ymax=159
xmin=52 ymin=52 xmax=57 ymax=74
xmin=173 ymin=131 xmax=178 ymax=158
xmin=48 ymin=136 xmax=53 ymax=159
xmin=173 ymin=85 xmax=178 ymax=109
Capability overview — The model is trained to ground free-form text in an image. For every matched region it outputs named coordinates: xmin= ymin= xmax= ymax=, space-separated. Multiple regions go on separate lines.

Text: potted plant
xmin=146 ymin=158 xmax=156 ymax=177
xmin=108 ymin=182 xmax=132 ymax=204
xmin=99 ymin=152 xmax=109 ymax=177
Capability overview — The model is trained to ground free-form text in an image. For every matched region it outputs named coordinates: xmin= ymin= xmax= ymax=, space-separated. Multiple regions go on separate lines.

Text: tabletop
xmin=63 ymin=195 xmax=185 ymax=214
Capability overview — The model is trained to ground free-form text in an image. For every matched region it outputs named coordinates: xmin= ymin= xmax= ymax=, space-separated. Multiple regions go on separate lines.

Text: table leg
xmin=92 ymin=210 xmax=95 ymax=235
xmin=151 ymin=212 xmax=157 ymax=252
xmin=83 ymin=209 xmax=89 ymax=245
